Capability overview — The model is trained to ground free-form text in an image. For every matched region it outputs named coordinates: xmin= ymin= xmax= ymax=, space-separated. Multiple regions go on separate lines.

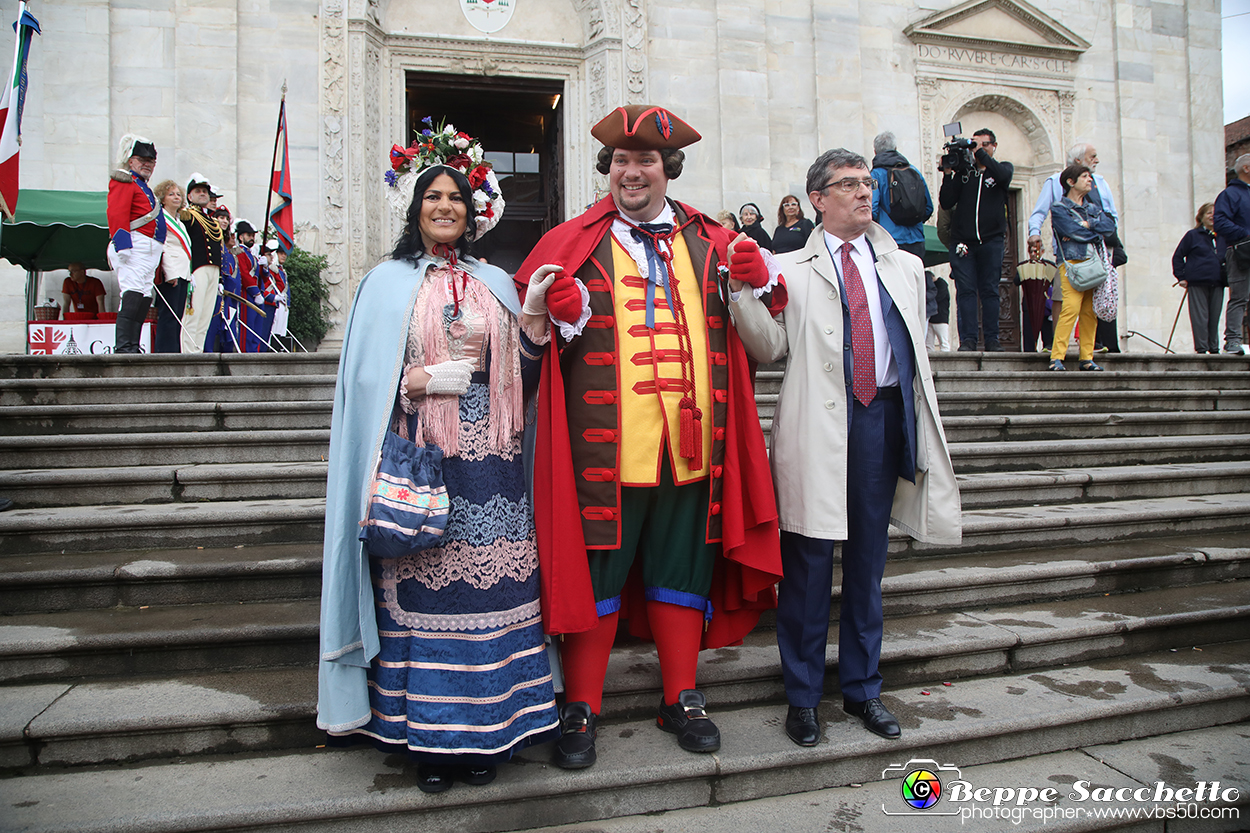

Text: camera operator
xmin=938 ymin=128 xmax=1013 ymax=351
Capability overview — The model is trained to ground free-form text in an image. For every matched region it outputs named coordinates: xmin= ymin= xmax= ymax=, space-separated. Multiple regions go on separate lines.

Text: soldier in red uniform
xmin=107 ymin=134 xmax=166 ymax=353
xmin=515 ymin=105 xmax=786 ymax=769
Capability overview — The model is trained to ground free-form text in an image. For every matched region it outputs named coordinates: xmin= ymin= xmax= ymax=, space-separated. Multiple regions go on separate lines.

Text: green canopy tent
xmin=1 ymin=189 xmax=110 ymax=324
xmin=923 ymin=223 xmax=949 ymax=267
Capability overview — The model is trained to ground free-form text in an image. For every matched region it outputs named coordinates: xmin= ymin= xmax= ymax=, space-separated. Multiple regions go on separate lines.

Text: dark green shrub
xmin=284 ymin=247 xmax=330 ymax=349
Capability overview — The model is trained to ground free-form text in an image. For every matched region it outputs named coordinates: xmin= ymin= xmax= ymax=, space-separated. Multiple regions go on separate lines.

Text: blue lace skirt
xmin=352 ymin=382 xmax=558 ymax=763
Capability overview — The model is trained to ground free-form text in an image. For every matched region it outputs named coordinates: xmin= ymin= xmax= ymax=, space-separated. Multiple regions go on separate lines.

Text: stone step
xmin=0 ymin=599 xmax=319 ymax=685
xmin=3 ymin=642 xmax=1246 ymax=833
xmin=516 ymin=724 xmax=1250 ymax=833
xmin=0 ymin=498 xmax=326 ymax=556
xmin=0 ymin=374 xmax=336 ymax=406
xmin=2 ymin=579 xmax=1246 ymax=767
xmin=0 ymin=461 xmax=329 ymax=509
xmin=0 ymin=401 xmax=333 ymax=435
xmin=942 ymin=410 xmax=1250 ymax=443
xmin=0 ymin=429 xmax=329 ymax=469
xmin=956 ymin=460 xmax=1250 ymax=508
xmin=931 ymin=351 xmax=1250 ymax=373
xmin=877 ymin=532 xmax=1250 ymax=617
xmin=0 ymin=542 xmax=322 ymax=614
xmin=948 ymin=433 xmax=1250 ymax=473
xmin=0 ymin=352 xmax=341 ymax=380
xmin=933 ymin=369 xmax=1250 ymax=394
xmin=896 ymin=492 xmax=1250 ymax=557
xmin=935 ymin=387 xmax=1250 ymax=416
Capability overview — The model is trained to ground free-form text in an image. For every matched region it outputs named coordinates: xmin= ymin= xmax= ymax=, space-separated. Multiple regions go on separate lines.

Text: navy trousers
xmin=777 ymin=392 xmax=904 ymax=706
xmin=949 ymin=235 xmax=1004 ymax=347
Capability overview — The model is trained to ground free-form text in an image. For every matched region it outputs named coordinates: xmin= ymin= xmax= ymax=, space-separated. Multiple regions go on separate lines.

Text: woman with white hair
xmin=106 ymin=134 xmax=166 ymax=353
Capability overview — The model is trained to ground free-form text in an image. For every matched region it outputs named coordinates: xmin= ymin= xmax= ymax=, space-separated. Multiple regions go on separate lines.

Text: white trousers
xmin=927 ymin=322 xmax=951 ymax=351
xmin=107 ymin=234 xmax=163 ymax=296
xmin=181 ymin=264 xmax=220 ymax=354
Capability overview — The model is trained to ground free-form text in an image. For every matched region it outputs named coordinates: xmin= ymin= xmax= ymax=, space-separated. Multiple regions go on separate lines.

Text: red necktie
xmin=841 ymin=242 xmax=877 ymax=407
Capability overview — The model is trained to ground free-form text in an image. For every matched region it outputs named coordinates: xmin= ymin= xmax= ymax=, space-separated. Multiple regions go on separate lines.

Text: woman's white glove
xmin=521 ymin=264 xmax=564 ymax=316
xmin=423 ymin=359 xmax=475 ymax=396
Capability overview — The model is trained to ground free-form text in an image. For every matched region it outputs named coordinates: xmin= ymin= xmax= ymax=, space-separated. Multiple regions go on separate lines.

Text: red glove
xmin=546 ymin=274 xmax=585 ymax=322
xmin=729 ymin=239 xmax=770 ymax=289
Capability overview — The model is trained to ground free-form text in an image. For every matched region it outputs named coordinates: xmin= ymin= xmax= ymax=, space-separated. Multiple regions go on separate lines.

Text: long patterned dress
xmin=339 ymin=264 xmax=557 ymax=763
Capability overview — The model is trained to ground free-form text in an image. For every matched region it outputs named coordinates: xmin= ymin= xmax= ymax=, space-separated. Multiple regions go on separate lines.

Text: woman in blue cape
xmin=317 ymin=130 xmax=557 ymax=793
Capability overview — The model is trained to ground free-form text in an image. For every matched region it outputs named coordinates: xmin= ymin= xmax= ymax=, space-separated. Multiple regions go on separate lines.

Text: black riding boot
xmin=114 ymin=291 xmax=149 ymax=354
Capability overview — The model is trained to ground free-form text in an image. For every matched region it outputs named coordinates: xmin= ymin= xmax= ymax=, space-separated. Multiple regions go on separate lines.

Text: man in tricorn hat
xmin=515 ymin=105 xmax=787 ymax=768
xmin=107 ymin=134 xmax=166 ymax=353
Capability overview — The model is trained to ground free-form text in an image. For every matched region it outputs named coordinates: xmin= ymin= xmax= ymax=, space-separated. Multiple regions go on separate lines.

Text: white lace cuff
xmin=551 ymin=278 xmax=592 ymax=341
xmin=752 ymin=249 xmax=782 ymax=299
xmin=520 ymin=316 xmax=551 ymax=348
xmin=399 ymin=362 xmax=421 ymax=414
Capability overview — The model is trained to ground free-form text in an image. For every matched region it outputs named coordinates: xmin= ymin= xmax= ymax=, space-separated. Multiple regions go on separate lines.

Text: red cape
xmin=518 ymin=197 xmax=785 ymax=648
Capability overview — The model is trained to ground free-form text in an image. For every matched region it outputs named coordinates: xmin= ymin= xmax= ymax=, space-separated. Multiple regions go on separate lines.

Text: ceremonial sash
xmin=163 ymin=209 xmax=192 ymax=259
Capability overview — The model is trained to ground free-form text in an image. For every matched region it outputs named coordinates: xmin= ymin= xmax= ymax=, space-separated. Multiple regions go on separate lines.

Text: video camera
xmin=940 ymin=122 xmax=977 ymax=175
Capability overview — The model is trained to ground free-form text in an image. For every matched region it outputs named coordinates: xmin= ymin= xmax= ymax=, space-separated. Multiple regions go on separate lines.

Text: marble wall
xmin=0 ymin=0 xmax=1227 ymax=354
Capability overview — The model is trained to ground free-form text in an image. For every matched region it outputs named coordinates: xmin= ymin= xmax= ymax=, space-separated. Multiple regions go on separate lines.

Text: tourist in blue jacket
xmin=1048 ymin=164 xmax=1116 ymax=372
xmin=1172 ymin=202 xmax=1227 ymax=354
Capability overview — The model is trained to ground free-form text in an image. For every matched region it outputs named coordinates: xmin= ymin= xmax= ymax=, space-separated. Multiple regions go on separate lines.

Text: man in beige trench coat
xmin=730 ymin=148 xmax=962 ymax=746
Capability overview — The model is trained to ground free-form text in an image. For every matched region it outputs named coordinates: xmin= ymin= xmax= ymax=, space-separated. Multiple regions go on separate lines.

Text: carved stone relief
xmin=320 ymin=0 xmax=348 ymax=332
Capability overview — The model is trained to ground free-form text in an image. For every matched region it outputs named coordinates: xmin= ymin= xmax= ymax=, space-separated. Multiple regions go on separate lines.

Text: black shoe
xmin=459 ymin=765 xmax=496 ymax=787
xmin=784 ymin=705 xmax=820 ymax=747
xmin=0 ymin=498 xmax=12 ymax=512
xmin=984 ymin=341 xmax=1005 ymax=352
xmin=552 ymin=701 xmax=597 ymax=769
xmin=417 ymin=763 xmax=453 ymax=794
xmin=957 ymin=343 xmax=977 ymax=352
xmin=843 ymin=697 xmax=901 ymax=739
xmin=656 ymin=689 xmax=721 ymax=752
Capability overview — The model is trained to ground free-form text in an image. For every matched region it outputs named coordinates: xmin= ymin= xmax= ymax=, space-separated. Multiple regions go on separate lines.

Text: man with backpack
xmin=870 ymin=131 xmax=933 ymax=261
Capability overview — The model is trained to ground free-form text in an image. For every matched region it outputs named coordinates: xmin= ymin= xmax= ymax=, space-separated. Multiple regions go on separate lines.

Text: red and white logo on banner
xmin=460 ymin=0 xmax=515 ymax=34
xmin=28 ymin=324 xmax=66 ymax=355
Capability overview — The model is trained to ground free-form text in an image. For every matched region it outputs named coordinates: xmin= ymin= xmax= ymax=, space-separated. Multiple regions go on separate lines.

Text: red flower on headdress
xmin=444 ymin=153 xmax=472 ymax=171
xmin=390 ymin=144 xmax=411 ymax=170
xmin=482 ymin=204 xmax=495 ymax=219
xmin=467 ymin=165 xmax=489 ymax=188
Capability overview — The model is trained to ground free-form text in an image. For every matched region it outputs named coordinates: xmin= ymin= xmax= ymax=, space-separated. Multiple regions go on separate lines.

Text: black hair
xmin=972 ymin=128 xmax=997 ymax=144
xmin=595 ymin=146 xmax=685 ymax=179
xmin=1060 ymin=163 xmax=1091 ymax=196
xmin=391 ymin=165 xmax=477 ymax=262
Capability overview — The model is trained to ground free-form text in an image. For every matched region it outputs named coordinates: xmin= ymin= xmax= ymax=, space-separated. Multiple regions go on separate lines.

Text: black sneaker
xmin=552 ymin=701 xmax=597 ymax=769
xmin=656 ymin=689 xmax=721 ymax=752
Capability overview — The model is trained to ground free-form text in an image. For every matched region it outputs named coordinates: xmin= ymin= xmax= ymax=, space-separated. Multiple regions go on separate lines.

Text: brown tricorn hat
xmin=590 ymin=105 xmax=701 ymax=150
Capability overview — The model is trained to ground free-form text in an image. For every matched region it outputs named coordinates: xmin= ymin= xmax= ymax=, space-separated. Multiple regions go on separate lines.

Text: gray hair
xmin=806 ymin=148 xmax=869 ymax=195
xmin=872 ymin=131 xmax=897 ymax=156
xmin=1237 ymin=153 xmax=1250 ymax=173
xmin=1068 ymin=143 xmax=1092 ymax=164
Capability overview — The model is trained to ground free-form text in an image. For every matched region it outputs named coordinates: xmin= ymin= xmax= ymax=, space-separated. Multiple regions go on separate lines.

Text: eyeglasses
xmin=818 ymin=177 xmax=877 ymax=194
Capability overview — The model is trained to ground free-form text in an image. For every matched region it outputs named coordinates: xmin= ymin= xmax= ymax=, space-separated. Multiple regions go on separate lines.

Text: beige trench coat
xmin=731 ymin=223 xmax=962 ymax=544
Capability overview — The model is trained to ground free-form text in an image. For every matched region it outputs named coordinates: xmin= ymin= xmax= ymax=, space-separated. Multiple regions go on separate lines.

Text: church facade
xmin=0 ymin=0 xmax=1226 ymax=352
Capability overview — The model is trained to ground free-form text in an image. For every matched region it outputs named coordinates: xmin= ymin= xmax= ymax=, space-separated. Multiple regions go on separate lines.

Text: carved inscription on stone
xmin=917 ymin=44 xmax=1071 ymax=75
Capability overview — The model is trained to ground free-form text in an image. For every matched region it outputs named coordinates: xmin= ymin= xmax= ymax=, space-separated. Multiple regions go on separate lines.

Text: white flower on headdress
xmin=453 ymin=136 xmax=470 ymax=150
xmin=443 ymin=125 xmax=456 ymax=136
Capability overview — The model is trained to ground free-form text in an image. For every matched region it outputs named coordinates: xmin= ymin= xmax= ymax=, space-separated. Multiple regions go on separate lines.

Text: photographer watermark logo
xmin=883 ymin=758 xmax=962 ymax=816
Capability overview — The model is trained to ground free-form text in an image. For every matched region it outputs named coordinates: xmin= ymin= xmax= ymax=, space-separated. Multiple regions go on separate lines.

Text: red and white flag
xmin=0 ymin=2 xmax=40 ymax=220
xmin=267 ymin=98 xmax=293 ymax=252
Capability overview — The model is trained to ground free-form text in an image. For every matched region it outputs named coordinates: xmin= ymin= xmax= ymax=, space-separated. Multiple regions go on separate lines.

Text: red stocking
xmin=647 ymin=600 xmax=704 ymax=705
xmin=559 ymin=609 xmax=618 ymax=714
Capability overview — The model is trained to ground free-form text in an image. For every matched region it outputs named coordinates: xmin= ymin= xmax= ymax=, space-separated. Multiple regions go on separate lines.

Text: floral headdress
xmin=386 ymin=117 xmax=506 ymax=239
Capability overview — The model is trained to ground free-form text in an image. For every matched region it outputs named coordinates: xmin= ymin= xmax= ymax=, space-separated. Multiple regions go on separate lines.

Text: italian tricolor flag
xmin=0 ymin=3 xmax=40 ymax=220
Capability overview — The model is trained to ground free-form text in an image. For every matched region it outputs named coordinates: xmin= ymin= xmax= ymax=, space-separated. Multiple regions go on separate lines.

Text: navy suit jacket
xmin=834 ymin=240 xmax=918 ymax=484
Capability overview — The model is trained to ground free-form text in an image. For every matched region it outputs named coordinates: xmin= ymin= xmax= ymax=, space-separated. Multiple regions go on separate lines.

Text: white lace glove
xmin=521 ymin=264 xmax=563 ymax=316
xmin=423 ymin=359 xmax=474 ymax=396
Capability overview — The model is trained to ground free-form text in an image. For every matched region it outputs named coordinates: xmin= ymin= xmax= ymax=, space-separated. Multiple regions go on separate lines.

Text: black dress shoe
xmin=459 ymin=765 xmax=496 ymax=786
xmin=656 ymin=689 xmax=721 ymax=752
xmin=417 ymin=763 xmax=453 ymax=794
xmin=784 ymin=705 xmax=820 ymax=747
xmin=984 ymin=341 xmax=1005 ymax=352
xmin=552 ymin=701 xmax=597 ymax=769
xmin=843 ymin=697 xmax=901 ymax=739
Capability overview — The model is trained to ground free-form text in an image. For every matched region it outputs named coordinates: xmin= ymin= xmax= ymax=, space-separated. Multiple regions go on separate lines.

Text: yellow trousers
xmin=1049 ymin=263 xmax=1096 ymax=363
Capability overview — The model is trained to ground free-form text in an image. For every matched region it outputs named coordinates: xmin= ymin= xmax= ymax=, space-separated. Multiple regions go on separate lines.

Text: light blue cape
xmin=316 ymin=254 xmax=521 ymax=733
